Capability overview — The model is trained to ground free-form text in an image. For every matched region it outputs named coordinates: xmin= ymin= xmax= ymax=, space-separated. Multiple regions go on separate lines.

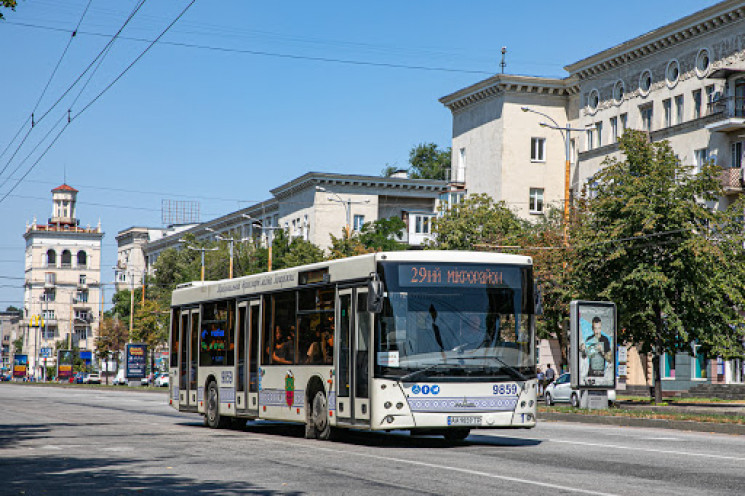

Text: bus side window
xmin=262 ymin=295 xmax=273 ymax=366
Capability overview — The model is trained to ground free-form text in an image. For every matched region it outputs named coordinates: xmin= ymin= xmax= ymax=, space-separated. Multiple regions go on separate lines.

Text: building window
xmin=639 ymin=70 xmax=652 ymax=95
xmin=610 ymin=117 xmax=618 ymax=143
xmin=46 ymin=250 xmax=56 ymax=267
xmin=77 ymin=250 xmax=87 ymax=268
xmin=79 ymin=274 xmax=86 ymax=285
xmin=674 ymin=95 xmax=684 ymax=125
xmin=529 ymin=188 xmax=544 ymax=214
xmin=353 ymin=215 xmax=365 ymax=232
xmin=694 ymin=148 xmax=710 ymax=173
xmin=456 ymin=147 xmax=466 ymax=183
xmin=414 ymin=215 xmax=431 ymax=234
xmin=45 ymin=272 xmax=56 ymax=286
xmin=693 ymin=90 xmax=702 ymax=119
xmin=620 ymin=113 xmax=628 ymax=134
xmin=706 ymin=84 xmax=716 ymax=113
xmin=640 ymin=104 xmax=653 ymax=132
xmin=613 ymin=80 xmax=624 ymax=104
xmin=692 ymin=350 xmax=708 ymax=380
xmin=61 ymin=250 xmax=72 ymax=268
xmin=76 ymin=291 xmax=89 ymax=303
xmin=662 ymin=353 xmax=676 ymax=379
xmin=43 ymin=289 xmax=55 ymax=302
xmin=75 ymin=310 xmax=89 ymax=322
xmin=666 ymin=60 xmax=680 ymax=87
xmin=74 ymin=327 xmax=88 ymax=340
xmin=586 ymin=127 xmax=595 ymax=151
xmin=530 ymin=137 xmax=546 ymax=162
xmin=663 ymin=99 xmax=672 ymax=127
xmin=587 ymin=89 xmax=600 ymax=111
xmin=696 ymin=48 xmax=711 ymax=77
xmin=732 ymin=142 xmax=743 ymax=168
xmin=42 ymin=310 xmax=55 ymax=321
xmin=595 ymin=122 xmax=603 ymax=148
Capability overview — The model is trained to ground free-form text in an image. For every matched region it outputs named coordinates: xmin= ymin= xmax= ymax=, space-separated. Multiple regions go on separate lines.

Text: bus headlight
xmin=396 ymin=402 xmax=404 ymax=409
xmin=384 ymin=401 xmax=392 ymax=409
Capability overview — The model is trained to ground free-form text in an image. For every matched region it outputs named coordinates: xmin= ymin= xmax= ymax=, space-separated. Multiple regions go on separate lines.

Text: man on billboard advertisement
xmin=576 ymin=303 xmax=616 ymax=388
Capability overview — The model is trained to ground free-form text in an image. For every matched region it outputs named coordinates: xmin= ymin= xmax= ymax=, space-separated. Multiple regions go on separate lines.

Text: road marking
xmin=251 ymin=436 xmax=621 ymax=496
xmin=547 ymin=438 xmax=745 ymax=462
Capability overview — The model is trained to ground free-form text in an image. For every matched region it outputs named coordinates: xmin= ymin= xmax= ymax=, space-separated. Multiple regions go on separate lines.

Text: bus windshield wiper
xmin=457 ymin=356 xmax=528 ymax=382
xmin=398 ymin=363 xmax=452 ymax=383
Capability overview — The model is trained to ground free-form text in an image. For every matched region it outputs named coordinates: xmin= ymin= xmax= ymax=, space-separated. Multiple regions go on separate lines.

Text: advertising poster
xmin=13 ymin=354 xmax=28 ymax=378
xmin=57 ymin=350 xmax=73 ymax=380
xmin=126 ymin=343 xmax=147 ymax=379
xmin=570 ymin=301 xmax=616 ymax=389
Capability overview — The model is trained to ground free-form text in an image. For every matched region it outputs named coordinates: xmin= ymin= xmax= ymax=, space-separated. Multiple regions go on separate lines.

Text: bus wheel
xmin=443 ymin=428 xmax=470 ymax=442
xmin=205 ymin=381 xmax=229 ymax=429
xmin=311 ymin=390 xmax=332 ymax=440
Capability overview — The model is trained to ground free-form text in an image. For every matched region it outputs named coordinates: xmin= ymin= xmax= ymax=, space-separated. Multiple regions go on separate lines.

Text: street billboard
xmin=570 ymin=301 xmax=617 ymax=389
xmin=126 ymin=343 xmax=147 ymax=379
xmin=57 ymin=350 xmax=73 ymax=380
xmin=12 ymin=354 xmax=28 ymax=378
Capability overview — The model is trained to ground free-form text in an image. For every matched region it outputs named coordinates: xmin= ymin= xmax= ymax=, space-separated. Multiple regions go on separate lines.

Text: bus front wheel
xmin=205 ymin=381 xmax=230 ymax=429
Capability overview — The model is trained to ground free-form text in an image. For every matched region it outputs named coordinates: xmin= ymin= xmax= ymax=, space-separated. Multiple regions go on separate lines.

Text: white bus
xmin=169 ymin=250 xmax=538 ymax=441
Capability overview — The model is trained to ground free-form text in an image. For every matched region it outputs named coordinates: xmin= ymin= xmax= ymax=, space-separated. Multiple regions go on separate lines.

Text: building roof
xmin=564 ymin=0 xmax=745 ymax=79
xmin=271 ymin=171 xmax=447 ymax=199
xmin=52 ymin=183 xmax=78 ymax=193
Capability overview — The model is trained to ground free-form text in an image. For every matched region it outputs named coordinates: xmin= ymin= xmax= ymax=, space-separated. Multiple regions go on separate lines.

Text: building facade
xmin=0 ymin=310 xmax=21 ymax=375
xmin=441 ymin=0 xmax=745 ymax=391
xmin=119 ymin=172 xmax=447 ymax=274
xmin=23 ymin=184 xmax=103 ymax=378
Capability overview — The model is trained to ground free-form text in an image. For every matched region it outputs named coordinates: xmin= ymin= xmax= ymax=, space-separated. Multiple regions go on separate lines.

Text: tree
xmin=5 ymin=305 xmax=20 ymax=313
xmin=358 ymin=216 xmax=407 ymax=252
xmin=572 ymin=130 xmax=745 ymax=403
xmin=428 ymin=193 xmax=527 ymax=250
xmin=328 ymin=229 xmax=372 ymax=259
xmin=13 ymin=335 xmax=23 ymax=353
xmin=1 ymin=1 xmax=17 ymax=20
xmin=409 ymin=143 xmax=451 ymax=180
xmin=96 ymin=317 xmax=129 ymax=384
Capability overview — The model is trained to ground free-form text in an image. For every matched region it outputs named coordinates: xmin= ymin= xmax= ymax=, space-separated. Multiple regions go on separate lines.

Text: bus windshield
xmin=375 ymin=262 xmax=536 ymax=381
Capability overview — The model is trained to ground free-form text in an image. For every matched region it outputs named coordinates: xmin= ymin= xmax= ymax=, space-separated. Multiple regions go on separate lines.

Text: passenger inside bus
xmin=272 ymin=326 xmax=294 ymax=365
xmin=305 ymin=325 xmax=324 ymax=364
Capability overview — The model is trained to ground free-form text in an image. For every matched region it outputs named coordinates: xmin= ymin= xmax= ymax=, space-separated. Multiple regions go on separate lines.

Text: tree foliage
xmin=429 ymin=193 xmax=526 ymax=250
xmin=572 ymin=130 xmax=745 ymax=402
xmin=358 ymin=216 xmax=407 ymax=252
xmin=1 ymin=1 xmax=17 ymax=20
xmin=409 ymin=143 xmax=451 ymax=180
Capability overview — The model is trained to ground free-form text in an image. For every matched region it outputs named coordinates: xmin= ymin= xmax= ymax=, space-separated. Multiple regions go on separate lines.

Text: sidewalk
xmin=538 ymin=400 xmax=745 ymax=435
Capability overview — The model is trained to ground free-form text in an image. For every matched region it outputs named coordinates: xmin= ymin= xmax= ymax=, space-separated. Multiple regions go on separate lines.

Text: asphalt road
xmin=2 ymin=384 xmax=745 ymax=495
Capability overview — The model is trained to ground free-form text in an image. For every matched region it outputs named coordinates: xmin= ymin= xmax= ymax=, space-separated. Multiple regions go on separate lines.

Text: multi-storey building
xmin=0 ymin=310 xmax=21 ymax=375
xmin=23 ymin=184 xmax=103 ymax=378
xmin=119 ymin=171 xmax=447 ymax=274
xmin=440 ymin=0 xmax=745 ymax=392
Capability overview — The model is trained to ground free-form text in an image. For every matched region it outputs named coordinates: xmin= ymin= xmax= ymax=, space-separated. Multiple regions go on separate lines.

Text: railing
xmin=707 ymin=96 xmax=745 ymax=118
xmin=719 ymin=166 xmax=743 ymax=192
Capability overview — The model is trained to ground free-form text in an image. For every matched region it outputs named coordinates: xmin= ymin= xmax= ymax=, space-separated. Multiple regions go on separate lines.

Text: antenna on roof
xmin=500 ymin=46 xmax=507 ymax=74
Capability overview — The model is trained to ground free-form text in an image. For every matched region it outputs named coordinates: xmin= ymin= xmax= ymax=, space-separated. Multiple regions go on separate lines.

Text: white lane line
xmin=548 ymin=438 xmax=745 ymax=462
xmin=249 ymin=435 xmax=620 ymax=496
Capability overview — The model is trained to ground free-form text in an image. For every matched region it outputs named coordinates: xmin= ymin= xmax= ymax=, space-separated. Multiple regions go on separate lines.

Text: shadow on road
xmin=0 ymin=454 xmax=301 ymax=496
xmin=0 ymin=423 xmax=51 ymax=449
xmin=178 ymin=420 xmax=543 ymax=449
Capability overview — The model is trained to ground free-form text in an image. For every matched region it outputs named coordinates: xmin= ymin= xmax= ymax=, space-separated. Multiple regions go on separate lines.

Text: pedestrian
xmin=545 ymin=363 xmax=556 ymax=388
xmin=536 ymin=368 xmax=545 ymax=396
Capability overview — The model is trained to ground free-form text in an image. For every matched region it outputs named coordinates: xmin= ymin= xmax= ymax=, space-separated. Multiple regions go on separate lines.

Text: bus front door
xmin=336 ymin=288 xmax=371 ymax=426
xmin=179 ymin=308 xmax=200 ymax=411
xmin=236 ymin=300 xmax=260 ymax=415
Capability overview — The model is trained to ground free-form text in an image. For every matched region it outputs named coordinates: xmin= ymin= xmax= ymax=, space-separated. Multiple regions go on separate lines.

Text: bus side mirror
xmin=368 ymin=279 xmax=384 ymax=314
xmin=535 ymin=283 xmax=544 ymax=316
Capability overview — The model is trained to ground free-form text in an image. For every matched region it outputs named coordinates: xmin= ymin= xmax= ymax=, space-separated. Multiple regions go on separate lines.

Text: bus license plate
xmin=447 ymin=416 xmax=482 ymax=426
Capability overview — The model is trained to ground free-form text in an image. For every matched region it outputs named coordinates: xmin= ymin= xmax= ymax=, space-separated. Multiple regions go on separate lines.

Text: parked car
xmin=544 ymin=372 xmax=616 ymax=407
xmin=0 ymin=373 xmax=11 ymax=382
xmin=82 ymin=373 xmax=101 ymax=385
xmin=155 ymin=373 xmax=169 ymax=387
xmin=113 ymin=370 xmax=127 ymax=386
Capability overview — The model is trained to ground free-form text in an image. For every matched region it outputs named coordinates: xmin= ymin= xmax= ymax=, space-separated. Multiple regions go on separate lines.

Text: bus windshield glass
xmin=375 ymin=262 xmax=535 ymax=381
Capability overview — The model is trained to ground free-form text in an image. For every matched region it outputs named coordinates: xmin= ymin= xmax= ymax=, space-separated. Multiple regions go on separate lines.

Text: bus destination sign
xmin=398 ymin=264 xmax=508 ymax=288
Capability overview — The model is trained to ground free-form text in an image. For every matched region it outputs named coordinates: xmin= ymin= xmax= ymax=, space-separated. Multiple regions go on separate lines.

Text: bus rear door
xmin=336 ymin=288 xmax=371 ymax=426
xmin=179 ymin=307 xmax=200 ymax=411
xmin=236 ymin=299 xmax=260 ymax=415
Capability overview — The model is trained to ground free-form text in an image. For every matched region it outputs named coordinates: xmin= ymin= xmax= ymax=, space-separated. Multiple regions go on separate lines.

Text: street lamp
xmin=521 ymin=106 xmax=585 ymax=246
xmin=204 ymin=227 xmax=250 ymax=279
xmin=179 ymin=241 xmax=218 ymax=282
xmin=315 ymin=185 xmax=370 ymax=236
xmin=242 ymin=214 xmax=283 ymax=272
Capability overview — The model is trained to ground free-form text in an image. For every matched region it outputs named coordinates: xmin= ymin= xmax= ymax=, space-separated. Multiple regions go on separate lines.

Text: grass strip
xmin=539 ymin=405 xmax=745 ymax=425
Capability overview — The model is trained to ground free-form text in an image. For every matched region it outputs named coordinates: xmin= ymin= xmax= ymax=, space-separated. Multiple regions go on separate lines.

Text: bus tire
xmin=443 ymin=428 xmax=470 ymax=442
xmin=310 ymin=389 xmax=332 ymax=440
xmin=205 ymin=381 xmax=230 ymax=429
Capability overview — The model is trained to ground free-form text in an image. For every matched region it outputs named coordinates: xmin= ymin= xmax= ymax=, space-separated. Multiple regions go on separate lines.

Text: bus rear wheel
xmin=310 ymin=390 xmax=333 ymax=440
xmin=205 ymin=381 xmax=230 ymax=429
xmin=443 ymin=428 xmax=470 ymax=442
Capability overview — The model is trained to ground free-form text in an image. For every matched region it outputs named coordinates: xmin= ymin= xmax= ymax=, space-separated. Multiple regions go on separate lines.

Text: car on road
xmin=155 ymin=373 xmax=169 ymax=387
xmin=544 ymin=372 xmax=616 ymax=407
xmin=82 ymin=373 xmax=101 ymax=384
xmin=113 ymin=370 xmax=127 ymax=386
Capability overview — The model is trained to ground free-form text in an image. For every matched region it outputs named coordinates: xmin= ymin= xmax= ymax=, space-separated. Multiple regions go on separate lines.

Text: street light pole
xmin=242 ymin=215 xmax=283 ymax=272
xmin=180 ymin=242 xmax=219 ymax=281
xmin=521 ymin=107 xmax=585 ymax=246
xmin=316 ymin=185 xmax=370 ymax=236
xmin=205 ymin=227 xmax=250 ymax=279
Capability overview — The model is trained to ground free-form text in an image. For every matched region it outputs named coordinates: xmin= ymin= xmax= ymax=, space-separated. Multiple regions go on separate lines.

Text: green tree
xmin=1 ymin=1 xmax=18 ymax=20
xmin=409 ymin=143 xmax=451 ymax=180
xmin=572 ymin=130 xmax=745 ymax=403
xmin=13 ymin=335 xmax=23 ymax=353
xmin=5 ymin=305 xmax=20 ymax=312
xmin=358 ymin=216 xmax=407 ymax=252
xmin=96 ymin=317 xmax=129 ymax=384
xmin=429 ymin=193 xmax=527 ymax=250
xmin=328 ymin=229 xmax=371 ymax=259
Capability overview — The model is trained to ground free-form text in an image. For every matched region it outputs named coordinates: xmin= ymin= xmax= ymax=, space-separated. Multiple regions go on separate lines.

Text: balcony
xmin=719 ymin=167 xmax=743 ymax=195
xmin=705 ymin=97 xmax=745 ymax=133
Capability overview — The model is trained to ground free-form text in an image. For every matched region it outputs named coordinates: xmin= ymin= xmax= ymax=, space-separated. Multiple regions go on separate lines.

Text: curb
xmin=1 ymin=382 xmax=168 ymax=393
xmin=538 ymin=411 xmax=745 ymax=435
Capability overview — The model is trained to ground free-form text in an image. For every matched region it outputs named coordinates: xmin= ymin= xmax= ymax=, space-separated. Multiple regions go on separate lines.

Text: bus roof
xmin=170 ymin=250 xmax=532 ymax=306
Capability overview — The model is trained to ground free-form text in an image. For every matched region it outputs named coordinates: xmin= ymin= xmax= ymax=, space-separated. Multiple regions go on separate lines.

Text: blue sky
xmin=0 ymin=0 xmax=723 ymax=309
